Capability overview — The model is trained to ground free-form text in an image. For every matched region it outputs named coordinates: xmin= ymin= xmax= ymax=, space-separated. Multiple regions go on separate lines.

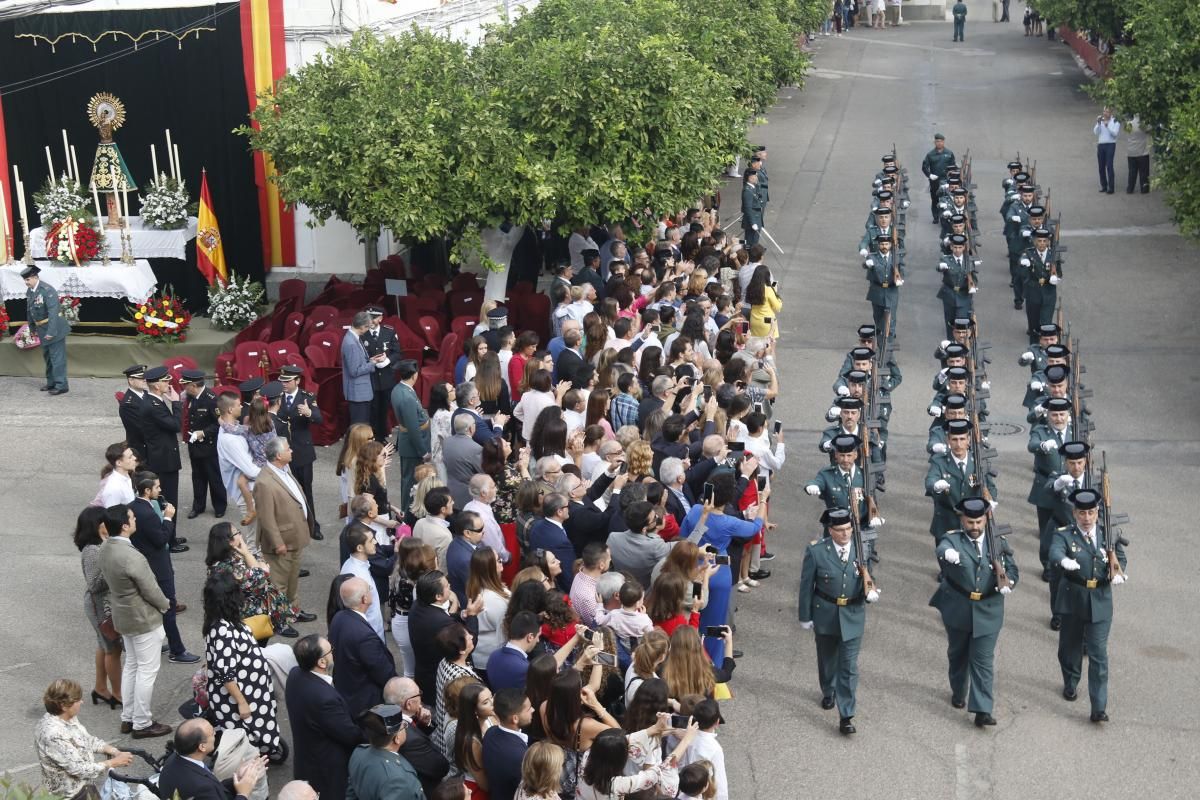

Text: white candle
xmin=122 ymin=185 xmax=130 ymax=223
xmin=62 ymin=130 xmax=71 ymax=180
xmin=70 ymin=145 xmax=80 ymax=188
xmin=151 ymin=144 xmax=159 ymax=185
xmin=13 ymin=166 xmax=27 ymax=222
xmin=165 ymin=130 xmax=175 ymax=180
xmin=173 ymin=144 xmax=181 ymax=183
xmin=1 ymin=182 xmax=9 ymax=241
xmin=91 ymin=180 xmax=102 ymax=222
xmin=45 ymin=147 xmax=56 ymax=186
xmin=16 ymin=181 xmax=28 ymax=225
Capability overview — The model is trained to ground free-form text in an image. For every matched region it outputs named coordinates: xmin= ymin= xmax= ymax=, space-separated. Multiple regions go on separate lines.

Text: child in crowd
xmin=595 ymin=579 xmax=655 ymax=640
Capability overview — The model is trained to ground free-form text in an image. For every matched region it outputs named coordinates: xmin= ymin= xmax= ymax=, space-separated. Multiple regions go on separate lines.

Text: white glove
xmin=902 ymin=200 xmax=911 ymax=209
xmin=1034 ymin=404 xmax=1045 ymax=417
xmin=820 ymin=440 xmax=833 ymax=452
xmin=929 ymin=173 xmax=939 ymax=181
xmin=1049 ymin=275 xmax=1061 ymax=285
xmin=1022 ymin=229 xmax=1032 ymax=237
xmin=928 ymin=404 xmax=943 ymax=417
xmin=1030 ymin=380 xmax=1044 ymax=392
xmin=866 ymin=589 xmax=880 ymax=603
xmin=968 ymin=286 xmax=978 ymax=294
xmin=827 ymin=405 xmax=840 ymax=420
xmin=932 ymin=442 xmax=948 ymax=455
xmin=1019 ymin=351 xmax=1034 ymax=364
xmin=1020 ymin=257 xmax=1031 ymax=267
xmin=999 ymin=586 xmax=1013 ymax=595
xmin=799 ymin=620 xmax=814 ymax=630
xmin=980 ymin=381 xmax=990 ymax=390
xmin=1053 ymin=475 xmax=1072 ymax=491
xmin=869 ymin=516 xmax=885 ymax=528
xmin=1060 ymin=557 xmax=1080 ymax=571
xmin=933 ymin=479 xmax=951 ymax=493
xmin=942 ymin=209 xmax=951 ymax=218
xmin=938 ymin=261 xmax=949 ymax=272
xmin=859 ymin=248 xmax=869 ymax=257
xmin=989 ymin=500 xmax=999 ymax=511
xmin=943 ymin=547 xmax=961 ymax=564
xmin=973 ymin=259 xmax=983 ymax=267
xmin=940 ymin=339 xmax=951 ymax=350
xmin=1040 ymin=439 xmax=1059 ymax=453
xmin=1111 ymin=574 xmax=1126 ymax=585
xmin=1011 ymin=214 xmax=1022 ymax=223
xmin=836 ymin=385 xmax=850 ymax=397
xmin=805 ymin=484 xmax=821 ymax=497
xmin=865 ymin=258 xmax=875 ymax=267
xmin=1098 ymin=550 xmax=1108 ymax=563
xmin=752 ymin=223 xmax=759 ymax=231
xmin=896 ymin=278 xmax=905 ymax=286
xmin=873 ymin=179 xmax=883 ymax=187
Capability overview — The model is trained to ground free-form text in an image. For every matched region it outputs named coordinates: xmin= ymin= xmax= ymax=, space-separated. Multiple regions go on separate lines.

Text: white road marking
xmin=811 ymin=68 xmax=901 ymax=81
xmin=856 ymin=38 xmax=995 ymax=56
xmin=1 ymin=762 xmax=38 ymax=774
xmin=0 ymin=662 xmax=32 ymax=673
xmin=1068 ymin=224 xmax=1180 ymax=237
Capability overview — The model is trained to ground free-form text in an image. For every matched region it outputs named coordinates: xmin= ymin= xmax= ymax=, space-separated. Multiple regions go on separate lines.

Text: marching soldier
xmin=936 ymin=235 xmax=977 ymax=335
xmin=1049 ymin=489 xmax=1127 ymax=722
xmin=921 ymin=134 xmax=957 ymax=223
xmin=1023 ymin=343 xmax=1070 ymax=409
xmin=927 ymin=394 xmax=969 ymax=457
xmin=278 ymin=365 xmax=324 ymax=539
xmin=364 ymin=306 xmax=401 ymax=442
xmin=866 ymin=189 xmax=898 ymax=227
xmin=924 ymin=419 xmax=996 ymax=541
xmin=1019 ymin=228 xmax=1064 ymax=339
xmin=929 ymin=366 xmax=987 ymax=421
xmin=798 ymin=507 xmax=879 ymax=735
xmin=120 ymin=364 xmax=150 ymax=461
xmin=876 ymin=172 xmax=911 ymax=208
xmin=840 ymin=324 xmax=902 ymax=388
xmin=1027 ymin=363 xmax=1090 ymax=427
xmin=1026 ymin=395 xmax=1074 ymax=526
xmin=863 ymin=235 xmax=904 ymax=342
xmin=929 ymin=497 xmax=1018 ymax=727
xmin=935 ymin=316 xmax=975 ymax=361
xmin=1004 ymin=184 xmax=1038 ymax=309
xmin=1018 ymin=322 xmax=1061 ymax=374
xmin=939 ymin=188 xmax=975 ymax=235
xmin=804 ymin=434 xmax=878 ymax=527
xmin=859 ymin=207 xmax=904 ymax=258
xmin=820 ymin=397 xmax=878 ymax=460
xmin=180 ymin=369 xmax=226 ymax=520
xmin=1001 ymin=161 xmax=1024 ymax=193
xmin=21 ymin=265 xmax=70 ymax=395
xmin=940 ymin=213 xmax=968 ymax=254
xmin=1036 ymin=440 xmax=1091 ymax=628
xmin=742 ymin=170 xmax=764 ymax=247
xmin=932 ymin=343 xmax=968 ymax=393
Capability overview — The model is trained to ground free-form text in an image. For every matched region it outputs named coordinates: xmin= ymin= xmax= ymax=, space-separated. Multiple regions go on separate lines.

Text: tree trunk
xmin=477 ymin=224 xmax=527 ymax=303
xmin=363 ymin=230 xmax=379 ymax=273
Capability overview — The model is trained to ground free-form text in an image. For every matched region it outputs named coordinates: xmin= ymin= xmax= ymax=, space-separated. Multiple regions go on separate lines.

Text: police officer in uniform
xmin=1019 ymin=228 xmax=1063 ymax=339
xmin=120 ymin=364 xmax=150 ymax=461
xmin=798 ymin=507 xmax=879 ymax=735
xmin=22 ymin=265 xmax=70 ymax=394
xmin=1037 ymin=440 xmax=1090 ymax=628
xmin=1004 ymin=184 xmax=1038 ymax=309
xmin=930 ymin=497 xmax=1018 ymax=727
xmin=390 ymin=359 xmax=430 ymax=514
xmin=239 ymin=377 xmax=265 ymax=422
xmin=741 ymin=170 xmax=764 ymax=247
xmin=937 ymin=234 xmax=977 ymax=336
xmin=804 ymin=434 xmax=878 ymax=527
xmin=863 ymin=235 xmax=903 ymax=343
xmin=1049 ymin=488 xmax=1127 ymax=721
xmin=363 ymin=306 xmax=400 ymax=442
xmin=278 ymin=365 xmax=323 ymax=539
xmin=180 ymin=369 xmax=226 ymax=520
xmin=924 ymin=419 xmax=996 ymax=542
xmin=921 ymin=134 xmax=957 ymax=223
xmin=1018 ymin=322 xmax=1061 ymax=374
xmin=139 ymin=366 xmax=186 ymax=550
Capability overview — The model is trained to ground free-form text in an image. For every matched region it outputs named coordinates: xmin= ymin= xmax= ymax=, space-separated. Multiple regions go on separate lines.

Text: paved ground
xmin=2 ymin=1 xmax=1198 ymax=795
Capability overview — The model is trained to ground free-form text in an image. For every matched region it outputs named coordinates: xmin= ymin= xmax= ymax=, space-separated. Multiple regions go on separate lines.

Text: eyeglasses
xmin=466 ymin=527 xmax=485 ymax=533
xmin=319 ymin=649 xmax=333 ymax=659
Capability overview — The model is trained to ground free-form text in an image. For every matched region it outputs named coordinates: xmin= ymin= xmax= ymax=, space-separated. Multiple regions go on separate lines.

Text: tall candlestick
xmin=13 ymin=166 xmax=28 ymax=223
xmin=151 ymin=144 xmax=160 ymax=185
xmin=45 ymin=147 xmax=56 ymax=186
xmin=62 ymin=130 xmax=72 ymax=181
xmin=173 ymin=144 xmax=181 ymax=183
xmin=0 ymin=182 xmax=9 ymax=264
xmin=91 ymin=181 xmax=102 ymax=222
xmin=122 ymin=185 xmax=130 ymax=223
xmin=70 ymin=146 xmax=80 ymax=189
xmin=165 ymin=130 xmax=176 ymax=180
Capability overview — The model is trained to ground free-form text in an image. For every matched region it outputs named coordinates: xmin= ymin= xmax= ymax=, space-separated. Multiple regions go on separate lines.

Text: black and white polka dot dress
xmin=204 ymin=619 xmax=280 ymax=751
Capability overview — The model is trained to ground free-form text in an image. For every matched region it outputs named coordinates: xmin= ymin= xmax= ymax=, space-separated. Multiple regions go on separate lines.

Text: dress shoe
xmin=214 ymin=510 xmax=226 ymax=519
xmin=169 ymin=543 xmax=190 ymax=554
xmin=299 ymin=569 xmax=311 ymax=578
xmin=174 ymin=603 xmax=187 ymax=614
xmin=49 ymin=388 xmax=69 ymax=395
xmin=296 ymin=611 xmax=318 ymax=623
xmin=1090 ymin=711 xmax=1109 ymax=723
xmin=821 ymin=696 xmax=836 ymax=710
xmin=168 ymin=650 xmax=200 ymax=664
xmin=187 ymin=510 xmax=203 ymax=520
xmin=839 ymin=717 xmax=856 ymax=735
xmin=1014 ymin=299 xmax=1024 ymax=310
xmin=120 ymin=721 xmax=133 ymax=734
xmin=275 ymin=625 xmax=300 ymax=638
xmin=731 ymin=649 xmax=744 ymax=659
xmin=176 ymin=537 xmax=187 ymax=545
xmin=749 ymin=569 xmax=772 ymax=580
xmin=1099 ymin=187 xmax=1108 ymax=193
xmin=131 ymin=722 xmax=173 ymax=739
xmin=1050 ymin=616 xmax=1062 ymax=631
xmin=759 ymin=552 xmax=775 ymax=562
xmin=1106 ymin=189 xmax=1115 ymax=195
xmin=951 ymin=697 xmax=966 ymax=709
xmin=310 ymin=529 xmax=324 ymax=541
xmin=39 ymin=385 xmax=52 ymax=391
xmin=974 ymin=713 xmax=997 ymax=727
xmin=1041 ymin=568 xmax=1052 ymax=582
xmin=1062 ymin=687 xmax=1078 ymax=702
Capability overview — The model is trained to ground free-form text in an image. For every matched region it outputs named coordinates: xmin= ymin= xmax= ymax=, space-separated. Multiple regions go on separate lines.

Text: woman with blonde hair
xmin=467 ymin=546 xmax=511 ymax=669
xmin=410 ymin=471 xmax=446 ymax=522
xmin=624 ymin=628 xmax=670 ymax=706
xmin=515 ymin=741 xmax=565 ymax=800
xmin=336 ymin=422 xmax=375 ymax=521
xmin=660 ymin=626 xmax=735 ymax=701
xmin=625 ymin=440 xmax=654 ymax=482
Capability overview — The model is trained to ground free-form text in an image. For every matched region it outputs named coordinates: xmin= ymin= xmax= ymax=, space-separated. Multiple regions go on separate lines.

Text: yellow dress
xmin=749 ymin=285 xmax=782 ymax=337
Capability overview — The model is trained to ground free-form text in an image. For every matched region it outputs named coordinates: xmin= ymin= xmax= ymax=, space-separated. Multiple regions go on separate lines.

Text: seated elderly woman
xmin=34 ymin=678 xmax=136 ymax=798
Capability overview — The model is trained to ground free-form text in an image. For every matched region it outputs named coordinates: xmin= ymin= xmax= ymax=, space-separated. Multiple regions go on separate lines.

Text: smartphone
xmin=756 ymin=475 xmax=767 ymax=492
xmin=692 ymin=582 xmax=703 ymax=599
xmin=728 ymin=441 xmax=745 ymax=452
xmin=594 ymin=651 xmax=616 ymax=667
xmin=764 ymin=317 xmax=774 ymax=325
xmin=739 ymin=320 xmax=749 ymax=335
xmin=618 ymin=461 xmax=628 ymax=475
xmin=714 ymin=554 xmax=731 ymax=566
xmin=670 ymin=714 xmax=690 ymax=729
xmin=704 ymin=626 xmax=727 ymax=638
xmin=651 ymin=324 xmax=661 ymax=333
xmin=773 ymin=419 xmax=783 ymax=435
xmin=704 ymin=385 xmax=713 ymax=401
xmin=770 ymin=280 xmax=778 ymax=290
xmin=704 ymin=544 xmax=718 ymax=555
xmin=702 ymin=482 xmax=715 ymax=503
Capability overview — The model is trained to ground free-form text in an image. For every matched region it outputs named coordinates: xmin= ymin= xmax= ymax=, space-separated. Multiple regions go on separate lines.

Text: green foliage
xmin=1096 ymin=0 xmax=1200 ymax=237
xmin=0 ymin=777 xmax=66 ymax=800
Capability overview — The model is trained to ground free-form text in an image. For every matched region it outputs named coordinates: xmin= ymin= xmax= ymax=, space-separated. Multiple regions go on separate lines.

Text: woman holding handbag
xmin=74 ymin=507 xmax=122 ymax=709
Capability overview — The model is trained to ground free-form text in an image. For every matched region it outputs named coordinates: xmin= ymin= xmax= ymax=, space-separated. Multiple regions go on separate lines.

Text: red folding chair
xmin=383 ymin=316 xmax=429 ymax=362
xmin=299 ymin=306 xmax=339 ymax=351
xmin=522 ymin=292 xmax=551 ymax=342
xmin=265 ymin=340 xmax=301 ymax=378
xmin=422 ymin=274 xmax=447 ymax=293
xmin=234 ymin=316 xmax=272 ymax=346
xmin=305 ymin=344 xmax=337 ymax=370
xmin=510 ymin=281 xmax=535 ymax=297
xmin=417 ymin=316 xmax=443 ymax=351
xmin=448 ymin=289 xmax=483 ymax=320
xmin=310 ymin=330 xmax=343 ymax=364
xmin=233 ymin=341 xmax=269 ymax=382
xmin=450 ymin=273 xmax=480 ymax=292
xmin=362 ymin=271 xmax=387 ymax=294
xmin=451 ymin=315 xmax=477 ymax=345
xmin=162 ymin=355 xmax=200 ymax=392
xmin=419 ymin=332 xmax=459 ymax=406
xmin=277 ymin=278 xmax=308 ymax=307
xmin=269 ymin=295 xmax=301 ymax=342
xmin=281 ymin=311 xmax=305 ymax=343
xmin=380 ymin=255 xmax=407 ymax=279
xmin=312 ymin=368 xmax=348 ymax=447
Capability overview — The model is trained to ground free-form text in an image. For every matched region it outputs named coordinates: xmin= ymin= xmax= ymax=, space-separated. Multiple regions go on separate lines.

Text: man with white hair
xmin=591 ymin=440 xmax=626 ymax=482
xmin=328 ymin=577 xmax=396 ymax=718
xmin=253 ymin=437 xmax=313 ymax=617
xmin=532 ymin=456 xmax=564 ymax=495
xmin=465 ymin=474 xmax=511 ymax=564
xmin=382 ymin=677 xmax=449 ymax=797
xmin=277 ymin=782 xmax=317 ymax=800
xmin=659 ymin=457 xmax=693 ymax=524
xmin=442 ymin=413 xmax=483 ymax=509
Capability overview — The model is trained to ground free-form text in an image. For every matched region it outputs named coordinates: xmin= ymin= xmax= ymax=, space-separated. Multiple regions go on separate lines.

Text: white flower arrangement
xmin=208 ymin=272 xmax=266 ymax=332
xmin=140 ymin=174 xmax=191 ymax=230
xmin=33 ymin=175 xmax=88 ymax=226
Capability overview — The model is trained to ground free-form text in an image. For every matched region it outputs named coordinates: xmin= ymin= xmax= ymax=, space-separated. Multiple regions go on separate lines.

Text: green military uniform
xmin=863 ymin=240 xmax=904 ymax=340
xmin=346 ymin=745 xmax=424 ymax=800
xmin=924 ymin=421 xmax=997 ymax=540
xmin=1004 ymin=192 xmax=1037 ymax=307
xmin=859 ymin=215 xmax=905 ymax=257
xmin=389 ymin=368 xmax=431 ymax=514
xmin=930 ymin=514 xmax=1018 ymax=718
xmin=1037 ymin=459 xmax=1088 ymax=622
xmin=921 ymin=137 xmax=957 ymax=223
xmin=1048 ymin=489 xmax=1128 ymax=720
xmin=805 ymin=435 xmax=872 ymax=526
xmin=23 ymin=267 xmax=71 ymax=393
xmin=937 ymin=240 xmax=977 ymax=336
xmin=820 ymin=422 xmax=882 ymax=465
xmin=741 ymin=176 xmax=764 ymax=247
xmin=1020 ymin=230 xmax=1063 ymax=339
xmin=952 ymin=0 xmax=968 ymax=40
xmin=1022 ymin=344 xmax=1069 ymax=408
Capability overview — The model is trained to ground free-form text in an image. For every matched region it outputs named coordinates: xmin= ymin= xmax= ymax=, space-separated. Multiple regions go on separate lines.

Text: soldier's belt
xmin=814 ymin=588 xmax=864 ymax=606
xmin=945 ymin=578 xmax=996 ymax=601
xmin=1064 ymin=572 xmax=1109 ymax=589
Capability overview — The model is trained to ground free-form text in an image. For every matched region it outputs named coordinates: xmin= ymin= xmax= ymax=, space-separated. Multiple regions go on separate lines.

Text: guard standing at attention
xmin=120 ymin=364 xmax=150 ymax=461
xmin=742 ymin=170 xmax=764 ymax=247
xmin=180 ymin=369 xmax=226 ymax=520
xmin=921 ymin=134 xmax=957 ymax=224
xmin=363 ymin=306 xmax=401 ymax=442
xmin=22 ymin=264 xmax=70 ymax=395
xmin=952 ymin=0 xmax=968 ymax=40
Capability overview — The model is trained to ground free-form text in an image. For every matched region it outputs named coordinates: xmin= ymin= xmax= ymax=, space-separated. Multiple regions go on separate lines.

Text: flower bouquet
xmin=59 ymin=294 xmax=82 ymax=326
xmin=45 ymin=217 xmax=106 ymax=265
xmin=128 ymin=286 xmax=191 ymax=344
xmin=14 ymin=323 xmax=41 ymax=349
xmin=207 ymin=272 xmax=265 ymax=332
xmin=34 ymin=176 xmax=88 ymax=226
xmin=140 ymin=175 xmax=191 ymax=230
xmin=0 ymin=305 xmax=10 ymax=340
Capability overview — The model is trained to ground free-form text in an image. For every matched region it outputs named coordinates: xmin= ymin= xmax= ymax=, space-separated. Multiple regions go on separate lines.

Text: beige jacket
xmin=97 ymin=537 xmax=169 ymax=636
xmin=253 ymin=465 xmax=311 ymax=553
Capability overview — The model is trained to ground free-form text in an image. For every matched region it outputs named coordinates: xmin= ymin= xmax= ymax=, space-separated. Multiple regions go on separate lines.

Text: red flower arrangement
xmin=45 ymin=217 xmax=105 ymax=265
xmin=0 ymin=305 xmax=10 ymax=340
xmin=128 ymin=287 xmax=191 ymax=345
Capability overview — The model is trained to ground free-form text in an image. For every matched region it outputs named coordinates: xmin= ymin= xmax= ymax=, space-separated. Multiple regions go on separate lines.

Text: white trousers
xmin=120 ymin=625 xmax=165 ymax=729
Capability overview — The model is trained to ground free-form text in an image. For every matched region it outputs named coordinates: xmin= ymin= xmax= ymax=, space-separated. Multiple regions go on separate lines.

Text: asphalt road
xmin=1 ymin=2 xmax=1198 ymax=796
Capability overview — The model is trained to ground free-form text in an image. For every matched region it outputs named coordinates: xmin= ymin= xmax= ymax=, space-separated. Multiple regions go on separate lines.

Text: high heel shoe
xmin=91 ymin=690 xmax=118 ymax=708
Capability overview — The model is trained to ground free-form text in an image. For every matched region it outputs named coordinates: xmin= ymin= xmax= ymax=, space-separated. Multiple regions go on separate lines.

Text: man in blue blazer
xmin=485 ymin=612 xmax=542 ymax=690
xmin=446 ymin=511 xmax=485 ymax=607
xmin=481 ymin=688 xmax=535 ymax=800
xmin=130 ymin=473 xmax=199 ymax=663
xmin=408 ymin=571 xmax=482 ymax=703
xmin=286 ymin=635 xmax=365 ymax=800
xmin=157 ymin=718 xmax=266 ymax=800
xmin=341 ymin=312 xmax=377 ymax=426
xmin=450 ymin=382 xmax=508 ymax=446
xmin=329 ymin=577 xmax=396 ymax=718
xmin=528 ymin=493 xmax=576 ymax=593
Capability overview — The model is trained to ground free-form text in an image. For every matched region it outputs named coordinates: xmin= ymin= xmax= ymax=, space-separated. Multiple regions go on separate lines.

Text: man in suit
xmin=557 ymin=470 xmax=620 ymax=555
xmin=390 ymin=360 xmax=430 ymax=511
xmin=286 ymin=634 xmax=365 ymax=799
xmin=139 ymin=366 xmax=185 ymax=522
xmin=342 ymin=311 xmax=377 ymax=426
xmin=484 ymin=611 xmax=542 ymax=691
xmin=797 ymin=508 xmax=878 ymax=735
xmin=363 ymin=306 xmax=401 ymax=441
xmin=408 ymin=571 xmax=482 ymax=703
xmin=572 ymin=248 xmax=605 ymax=301
xmin=278 ymin=365 xmax=324 ymax=539
xmin=180 ymin=370 xmax=226 ymax=520
xmin=346 ymin=705 xmax=425 ymax=800
xmin=130 ymin=473 xmax=199 ymax=664
xmin=1049 ymin=488 xmax=1127 ymax=722
xmin=383 ymin=677 xmax=450 ymax=797
xmin=923 ymin=420 xmax=997 ymax=542
xmin=119 ymin=364 xmax=149 ymax=460
xmin=446 ymin=510 xmax=485 ymax=607
xmin=442 ymin=414 xmax=483 ymax=509
xmin=253 ymin=438 xmax=315 ymax=618
xmin=554 ymin=328 xmax=586 ymax=386
xmin=930 ymin=497 xmax=1018 ymax=728
xmin=96 ymin=504 xmax=172 ymax=738
xmin=482 ymin=689 xmax=533 ymax=800
xmin=158 ymin=718 xmax=266 ymax=800
xmin=451 ymin=382 xmax=507 ymax=447
xmin=329 ymin=577 xmax=397 ymax=718
xmin=741 ymin=170 xmax=763 ymax=247
xmin=529 ymin=493 xmax=577 ymax=593
xmin=21 ymin=265 xmax=70 ymax=394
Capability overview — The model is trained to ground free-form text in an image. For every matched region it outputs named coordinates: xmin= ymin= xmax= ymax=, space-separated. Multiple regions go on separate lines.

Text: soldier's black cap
xmin=948 ymin=178 xmax=963 ymax=188
xmin=744 ymin=169 xmax=759 ymax=178
xmin=832 ymin=434 xmax=861 ymax=453
xmin=1062 ymin=441 xmax=1090 ymax=459
xmin=946 ymin=366 xmax=970 ymax=381
xmin=836 ymin=396 xmax=864 ymax=411
xmin=882 ymin=164 xmax=898 ymax=174
xmin=943 ymin=343 xmax=968 ymax=359
xmin=366 ymin=704 xmax=407 ymax=735
xmin=952 ymin=317 xmax=973 ymax=331
xmin=934 ymin=132 xmax=946 ymax=140
xmin=879 ymin=175 xmax=896 ymax=186
xmin=1045 ymin=344 xmax=1070 ymax=358
xmin=1014 ymin=172 xmax=1031 ymax=183
xmin=1029 ymin=205 xmax=1046 ymax=216
xmin=951 ymin=187 xmax=967 ymax=196
xmin=279 ymin=365 xmax=304 ymax=380
xmin=1069 ymin=488 xmax=1100 ymax=510
xmin=875 ymin=234 xmax=892 ymax=244
xmin=957 ymin=497 xmax=989 ymax=518
xmin=179 ymin=369 xmax=206 ymax=384
xmin=857 ymin=324 xmax=877 ymax=339
xmin=1045 ymin=364 xmax=1069 ymax=384
xmin=365 ymin=305 xmax=385 ymax=317
xmin=882 ymin=154 xmax=896 ymax=163
xmin=123 ymin=364 xmax=147 ymax=378
xmin=850 ymin=346 xmax=875 ymax=361
xmin=844 ymin=369 xmax=869 ymax=385
xmin=876 ymin=190 xmax=893 ymax=201
xmin=944 ymin=393 xmax=967 ymax=410
xmin=239 ymin=377 xmax=265 ymax=394
xmin=946 ymin=418 xmax=973 ymax=436
xmin=753 ymin=145 xmax=767 ymax=153
xmin=1007 ymin=161 xmax=1023 ymax=170
xmin=1033 ymin=227 xmax=1052 ymax=239
xmin=261 ymin=380 xmax=284 ymax=400
xmin=873 ymin=207 xmax=893 ymax=216
xmin=949 ymin=234 xmax=967 ymax=246
xmin=144 ymin=366 xmax=170 ymax=382
xmin=1038 ymin=323 xmax=1061 ymax=338
xmin=1046 ymin=397 xmax=1072 ymax=413
xmin=1018 ymin=184 xmax=1036 ymax=193
xmin=949 ymin=213 xmax=967 ymax=225
xmin=822 ymin=508 xmax=853 ymax=526
xmin=19 ymin=264 xmax=40 ymax=279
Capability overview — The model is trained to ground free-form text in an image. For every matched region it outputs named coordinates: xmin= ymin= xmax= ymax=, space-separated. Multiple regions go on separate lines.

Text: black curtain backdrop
xmin=1 ymin=3 xmax=263 ymax=317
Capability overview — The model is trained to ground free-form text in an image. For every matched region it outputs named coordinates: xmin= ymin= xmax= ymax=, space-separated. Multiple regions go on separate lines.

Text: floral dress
xmin=205 ymin=619 xmax=280 ymax=750
xmin=492 ymin=463 xmax=523 ymax=524
xmin=34 ymin=713 xmax=110 ymax=798
xmin=209 ymin=557 xmax=297 ymax=630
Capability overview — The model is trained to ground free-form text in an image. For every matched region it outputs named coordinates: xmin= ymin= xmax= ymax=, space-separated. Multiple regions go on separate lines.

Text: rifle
xmin=850 ymin=487 xmax=879 ymax=595
xmin=1099 ymin=451 xmax=1130 ymax=581
xmin=1070 ymin=337 xmax=1094 ymax=445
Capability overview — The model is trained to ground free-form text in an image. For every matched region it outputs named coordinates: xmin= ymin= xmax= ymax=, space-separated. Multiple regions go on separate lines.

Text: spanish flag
xmin=196 ymin=171 xmax=228 ymax=287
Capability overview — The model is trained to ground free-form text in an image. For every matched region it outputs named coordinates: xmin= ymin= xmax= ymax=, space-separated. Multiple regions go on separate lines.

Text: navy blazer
xmin=285 ymin=668 xmax=364 ymax=800
xmin=407 ymin=601 xmax=465 ymax=705
xmin=157 ymin=752 xmax=238 ymax=800
xmin=485 ymin=646 xmax=530 ymax=691
xmin=329 ymin=609 xmax=397 ymax=719
xmin=450 ymin=407 xmax=503 ymax=447
xmin=529 ymin=518 xmax=576 ymax=594
xmin=120 ymin=390 xmax=148 ymax=459
xmin=397 ymin=721 xmax=450 ymax=798
xmin=446 ymin=536 xmax=475 ymax=608
xmin=482 ymin=726 xmax=528 ymax=800
xmin=130 ymin=497 xmax=175 ymax=590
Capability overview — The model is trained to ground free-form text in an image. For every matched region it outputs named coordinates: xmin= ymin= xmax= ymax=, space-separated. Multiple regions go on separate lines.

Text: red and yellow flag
xmin=196 ymin=171 xmax=228 ymax=287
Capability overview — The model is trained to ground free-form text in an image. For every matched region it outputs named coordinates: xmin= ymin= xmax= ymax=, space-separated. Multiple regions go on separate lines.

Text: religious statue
xmin=87 ymin=92 xmax=137 ymax=229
